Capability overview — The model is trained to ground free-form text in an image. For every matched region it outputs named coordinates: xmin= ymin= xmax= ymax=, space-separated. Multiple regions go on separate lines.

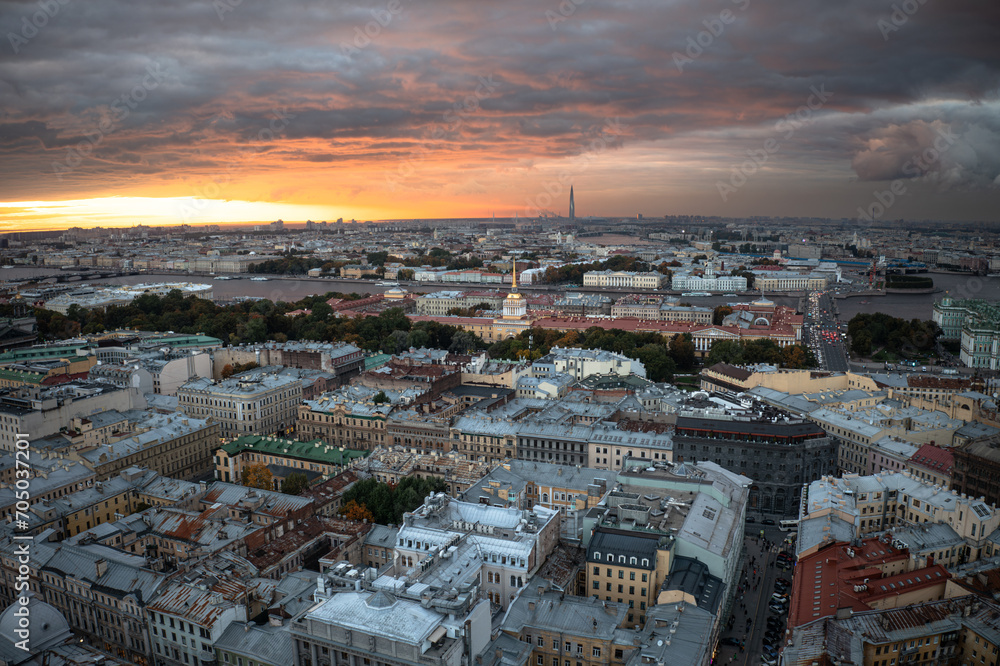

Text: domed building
xmin=492 ymin=260 xmax=534 ymax=339
xmin=0 ymin=593 xmax=73 ymax=664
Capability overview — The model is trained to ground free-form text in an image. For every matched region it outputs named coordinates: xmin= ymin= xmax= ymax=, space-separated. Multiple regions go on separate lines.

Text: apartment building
xmin=177 ymin=373 xmax=303 ymax=439
xmin=66 ymin=411 xmax=220 ymax=481
xmin=586 ymin=528 xmax=670 ymax=627
xmin=781 ymin=597 xmax=1000 ymax=666
xmin=0 ymin=382 xmax=146 ymax=453
xmin=214 ymin=434 xmax=368 ymax=486
xmin=798 ymin=471 xmax=1000 ymax=566
xmin=296 ymin=386 xmax=423 ymax=451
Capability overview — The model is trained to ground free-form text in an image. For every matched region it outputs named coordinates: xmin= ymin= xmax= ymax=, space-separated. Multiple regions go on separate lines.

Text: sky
xmin=1 ymin=0 xmax=999 ymax=230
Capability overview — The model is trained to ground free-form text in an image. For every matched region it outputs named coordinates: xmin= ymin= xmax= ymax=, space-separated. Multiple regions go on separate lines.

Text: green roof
xmin=220 ymin=435 xmax=370 ymax=466
xmin=0 ymin=344 xmax=91 ymax=362
xmin=0 ymin=368 xmax=45 ymax=384
xmin=364 ymin=353 xmax=392 ymax=370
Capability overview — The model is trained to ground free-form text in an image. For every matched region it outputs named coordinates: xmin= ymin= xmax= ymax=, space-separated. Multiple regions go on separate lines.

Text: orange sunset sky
xmin=2 ymin=0 xmax=999 ymax=231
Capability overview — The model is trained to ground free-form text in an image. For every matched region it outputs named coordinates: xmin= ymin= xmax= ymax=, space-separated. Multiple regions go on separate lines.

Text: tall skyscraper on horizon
xmin=569 ymin=186 xmax=575 ymax=220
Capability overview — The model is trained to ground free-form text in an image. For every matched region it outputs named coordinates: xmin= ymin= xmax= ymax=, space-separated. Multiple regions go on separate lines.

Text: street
xmin=803 ymin=291 xmax=850 ymax=372
xmin=716 ymin=525 xmax=792 ymax=666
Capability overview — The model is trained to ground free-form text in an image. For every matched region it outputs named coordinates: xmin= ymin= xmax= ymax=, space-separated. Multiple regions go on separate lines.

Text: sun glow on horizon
xmin=0 ymin=196 xmax=392 ymax=231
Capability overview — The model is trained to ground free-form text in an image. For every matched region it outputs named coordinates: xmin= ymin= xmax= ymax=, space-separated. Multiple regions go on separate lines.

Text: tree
xmin=852 ymin=330 xmax=873 ymax=356
xmin=221 ymin=364 xmax=234 ymax=379
xmin=635 ymin=344 xmax=676 ymax=382
xmin=340 ymin=499 xmax=375 ymax=522
xmin=668 ymin=333 xmax=697 ymax=371
xmin=706 ymin=339 xmax=745 ymax=366
xmin=372 ymin=391 xmax=390 ymax=404
xmin=241 ymin=462 xmax=273 ymax=491
xmin=280 ymin=472 xmax=310 ymax=495
xmin=712 ymin=305 xmax=733 ymax=325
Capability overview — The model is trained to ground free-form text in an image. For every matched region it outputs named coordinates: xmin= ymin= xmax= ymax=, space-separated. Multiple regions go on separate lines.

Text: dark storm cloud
xmin=0 ymin=0 xmax=998 ymax=214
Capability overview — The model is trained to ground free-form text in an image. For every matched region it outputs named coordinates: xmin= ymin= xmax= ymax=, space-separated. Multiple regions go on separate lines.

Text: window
xmin=593 ymin=581 xmax=599 ymax=590
xmin=537 ymin=657 xmax=543 ymax=666
xmin=537 ymin=637 xmax=544 ymax=647
xmin=592 ymin=647 xmax=601 ymax=658
xmin=593 ymin=566 xmax=599 ymax=575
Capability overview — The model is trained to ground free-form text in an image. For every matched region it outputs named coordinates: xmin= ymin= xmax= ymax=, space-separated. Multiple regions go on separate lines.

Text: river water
xmin=4 ymin=267 xmax=998 ymax=321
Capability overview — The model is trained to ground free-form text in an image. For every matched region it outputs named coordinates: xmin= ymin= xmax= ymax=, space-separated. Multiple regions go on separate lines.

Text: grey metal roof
xmin=660 ymin=555 xmax=725 ymax=613
xmin=501 ymin=583 xmax=626 ymax=640
xmin=587 ymin=528 xmax=661 ymax=567
xmin=215 ymin=619 xmax=295 ymax=666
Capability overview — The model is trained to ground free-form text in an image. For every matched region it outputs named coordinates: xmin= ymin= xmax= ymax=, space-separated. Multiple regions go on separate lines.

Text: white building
xmin=583 ymin=270 xmax=667 ymax=289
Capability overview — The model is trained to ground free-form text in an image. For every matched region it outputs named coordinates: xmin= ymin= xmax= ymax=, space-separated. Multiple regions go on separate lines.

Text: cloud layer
xmin=1 ymin=0 xmax=999 ymax=224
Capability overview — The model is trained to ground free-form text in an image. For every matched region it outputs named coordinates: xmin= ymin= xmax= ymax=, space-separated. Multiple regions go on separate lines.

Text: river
xmin=3 ymin=267 xmax=998 ymax=321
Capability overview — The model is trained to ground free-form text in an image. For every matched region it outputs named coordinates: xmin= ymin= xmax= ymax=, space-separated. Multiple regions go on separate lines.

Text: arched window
xmin=629 ymin=557 xmax=637 ymax=565
xmin=594 ymin=552 xmax=601 ymax=561
xmin=510 ymin=575 xmax=517 ymax=587
xmin=607 ymin=554 xmax=613 ymax=562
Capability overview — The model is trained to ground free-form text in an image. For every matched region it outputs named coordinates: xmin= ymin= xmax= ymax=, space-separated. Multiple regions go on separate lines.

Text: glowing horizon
xmin=2 ymin=0 xmax=998 ymax=230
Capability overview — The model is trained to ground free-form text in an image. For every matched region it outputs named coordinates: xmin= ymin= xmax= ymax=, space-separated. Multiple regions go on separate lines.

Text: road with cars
xmin=804 ymin=291 xmax=850 ymax=372
xmin=716 ymin=523 xmax=795 ymax=665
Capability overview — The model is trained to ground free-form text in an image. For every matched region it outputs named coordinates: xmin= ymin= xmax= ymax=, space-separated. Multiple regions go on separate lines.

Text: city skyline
xmin=2 ymin=0 xmax=999 ymax=231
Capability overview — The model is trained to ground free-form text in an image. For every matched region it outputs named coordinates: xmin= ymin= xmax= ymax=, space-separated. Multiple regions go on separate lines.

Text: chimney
xmin=95 ymin=559 xmax=108 ymax=578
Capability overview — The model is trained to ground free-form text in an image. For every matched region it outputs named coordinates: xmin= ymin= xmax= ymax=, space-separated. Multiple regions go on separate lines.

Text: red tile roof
xmin=788 ymin=538 xmax=949 ymax=629
xmin=907 ymin=444 xmax=954 ymax=475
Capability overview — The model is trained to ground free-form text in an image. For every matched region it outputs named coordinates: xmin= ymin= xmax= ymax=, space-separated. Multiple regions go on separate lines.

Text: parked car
xmin=760 ymin=656 xmax=778 ymax=666
xmin=762 ymin=518 xmax=776 ymax=526
xmin=721 ymin=637 xmax=742 ymax=647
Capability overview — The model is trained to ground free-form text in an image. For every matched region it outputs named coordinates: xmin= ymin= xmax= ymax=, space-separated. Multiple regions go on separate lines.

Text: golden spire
xmin=511 ymin=258 xmax=517 ymax=290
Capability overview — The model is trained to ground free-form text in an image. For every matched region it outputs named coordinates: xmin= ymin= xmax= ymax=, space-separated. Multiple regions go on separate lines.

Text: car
xmin=720 ymin=637 xmax=742 ymax=647
xmin=764 ymin=630 xmax=782 ymax=642
xmin=777 ymin=560 xmax=793 ymax=571
xmin=760 ymin=657 xmax=778 ymax=666
xmin=762 ymin=644 xmax=780 ymax=659
xmin=746 ymin=516 xmax=756 ymax=523
xmin=771 ymin=592 xmax=788 ymax=602
xmin=762 ymin=518 xmax=776 ymax=526
xmin=769 ymin=603 xmax=788 ymax=614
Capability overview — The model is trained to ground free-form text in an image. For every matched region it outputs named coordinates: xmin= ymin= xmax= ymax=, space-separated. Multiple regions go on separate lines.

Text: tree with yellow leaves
xmin=241 ymin=462 xmax=273 ymax=491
